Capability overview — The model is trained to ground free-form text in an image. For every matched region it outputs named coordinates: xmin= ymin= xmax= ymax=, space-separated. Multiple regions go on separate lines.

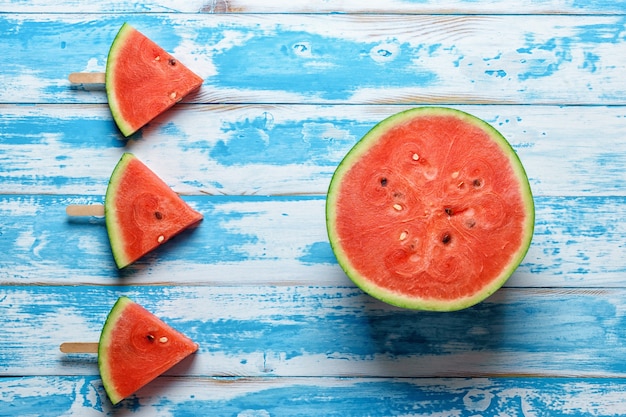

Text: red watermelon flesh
xmin=105 ymin=23 xmax=203 ymax=137
xmin=326 ymin=107 xmax=534 ymax=311
xmin=105 ymin=153 xmax=203 ymax=269
xmin=98 ymin=296 xmax=199 ymax=404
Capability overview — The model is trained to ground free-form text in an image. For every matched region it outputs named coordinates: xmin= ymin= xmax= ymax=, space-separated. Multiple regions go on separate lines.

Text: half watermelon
xmin=105 ymin=23 xmax=204 ymax=137
xmin=326 ymin=107 xmax=534 ymax=311
xmin=104 ymin=153 xmax=203 ymax=269
xmin=98 ymin=296 xmax=199 ymax=404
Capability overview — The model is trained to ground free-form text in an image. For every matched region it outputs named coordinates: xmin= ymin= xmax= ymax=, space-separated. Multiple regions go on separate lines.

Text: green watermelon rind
xmin=326 ymin=106 xmax=535 ymax=312
xmin=104 ymin=152 xmax=135 ymax=269
xmin=105 ymin=23 xmax=136 ymax=137
xmin=98 ymin=296 xmax=133 ymax=405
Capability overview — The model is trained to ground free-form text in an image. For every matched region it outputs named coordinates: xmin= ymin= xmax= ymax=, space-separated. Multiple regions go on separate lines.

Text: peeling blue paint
xmin=0 ymin=115 xmax=120 ymax=147
xmin=209 ymin=31 xmax=437 ymax=100
xmin=5 ymin=375 xmax=626 ymax=416
xmin=6 ymin=390 xmax=77 ymax=416
xmin=4 ymin=285 xmax=626 ymax=374
xmin=298 ymin=241 xmax=335 ymax=264
xmin=485 ymin=69 xmax=507 ymax=78
xmin=2 ymin=15 xmax=625 ymax=105
xmin=3 ymin=7 xmax=626 ymax=416
xmin=210 ymin=115 xmax=368 ymax=166
xmin=159 ymin=121 xmax=189 ymax=138
xmin=2 ymin=195 xmax=626 ymax=281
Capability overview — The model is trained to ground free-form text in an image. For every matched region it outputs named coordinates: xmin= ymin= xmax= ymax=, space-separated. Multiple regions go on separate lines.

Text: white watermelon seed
xmin=157 ymin=235 xmax=165 ymax=243
xmin=393 ymin=204 xmax=403 ymax=211
xmin=159 ymin=336 xmax=169 ymax=343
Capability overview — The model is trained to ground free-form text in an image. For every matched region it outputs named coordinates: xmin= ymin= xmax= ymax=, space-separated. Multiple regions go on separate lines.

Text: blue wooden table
xmin=2 ymin=1 xmax=626 ymax=415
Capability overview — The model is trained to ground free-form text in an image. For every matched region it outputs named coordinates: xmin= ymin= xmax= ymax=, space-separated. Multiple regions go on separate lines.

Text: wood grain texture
xmin=3 ymin=0 xmax=626 ymax=14
xmin=1 ymin=194 xmax=626 ymax=287
xmin=3 ymin=376 xmax=626 ymax=416
xmin=3 ymin=1 xmax=626 ymax=414
xmin=2 ymin=14 xmax=625 ymax=105
xmin=1 ymin=104 xmax=625 ymax=197
xmin=3 ymin=285 xmax=626 ymax=378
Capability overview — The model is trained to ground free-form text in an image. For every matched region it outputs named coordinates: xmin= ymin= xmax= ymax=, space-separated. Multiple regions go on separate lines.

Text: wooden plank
xmin=3 ymin=285 xmax=626 ymax=377
xmin=3 ymin=1 xmax=624 ymax=415
xmin=2 ymin=14 xmax=625 ymax=105
xmin=1 ymin=104 xmax=625 ymax=197
xmin=2 ymin=0 xmax=626 ymax=14
xmin=2 ymin=375 xmax=626 ymax=416
xmin=1 ymin=194 xmax=625 ymax=287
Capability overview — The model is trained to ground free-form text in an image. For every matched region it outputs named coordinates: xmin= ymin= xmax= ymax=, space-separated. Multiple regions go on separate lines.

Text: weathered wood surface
xmin=1 ymin=194 xmax=626 ymax=287
xmin=5 ymin=376 xmax=626 ymax=416
xmin=2 ymin=0 xmax=626 ymax=14
xmin=3 ymin=14 xmax=626 ymax=105
xmin=3 ymin=285 xmax=626 ymax=378
xmin=2 ymin=1 xmax=626 ymax=416
xmin=2 ymin=104 xmax=626 ymax=197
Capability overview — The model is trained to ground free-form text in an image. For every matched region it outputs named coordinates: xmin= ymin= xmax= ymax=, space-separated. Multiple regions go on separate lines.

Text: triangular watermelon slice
xmin=98 ymin=296 xmax=199 ymax=404
xmin=105 ymin=153 xmax=203 ymax=269
xmin=105 ymin=23 xmax=204 ymax=137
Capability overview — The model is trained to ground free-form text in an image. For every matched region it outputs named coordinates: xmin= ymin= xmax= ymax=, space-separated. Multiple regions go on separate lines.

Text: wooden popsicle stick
xmin=68 ymin=72 xmax=106 ymax=84
xmin=66 ymin=204 xmax=105 ymax=217
xmin=60 ymin=342 xmax=99 ymax=353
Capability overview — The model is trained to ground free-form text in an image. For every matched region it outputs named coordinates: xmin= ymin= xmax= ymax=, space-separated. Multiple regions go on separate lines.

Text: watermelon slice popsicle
xmin=69 ymin=23 xmax=204 ymax=137
xmin=60 ymin=296 xmax=199 ymax=405
xmin=66 ymin=153 xmax=204 ymax=269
